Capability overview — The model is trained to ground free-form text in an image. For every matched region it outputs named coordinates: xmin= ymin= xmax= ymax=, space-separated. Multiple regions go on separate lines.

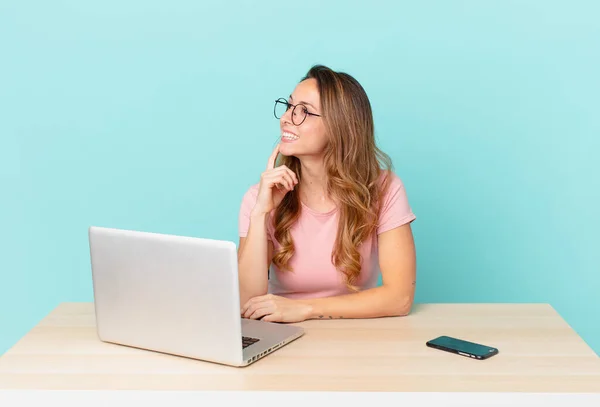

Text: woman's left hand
xmin=241 ymin=294 xmax=312 ymax=323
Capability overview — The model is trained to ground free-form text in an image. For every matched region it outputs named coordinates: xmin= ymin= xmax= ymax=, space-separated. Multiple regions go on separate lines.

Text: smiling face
xmin=279 ymin=78 xmax=328 ymax=158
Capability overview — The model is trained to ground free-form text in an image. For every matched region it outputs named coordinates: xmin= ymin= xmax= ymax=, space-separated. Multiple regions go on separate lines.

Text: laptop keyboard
xmin=242 ymin=336 xmax=260 ymax=349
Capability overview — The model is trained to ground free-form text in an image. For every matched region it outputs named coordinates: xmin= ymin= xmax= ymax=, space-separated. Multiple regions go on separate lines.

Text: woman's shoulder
xmin=376 ymin=169 xmax=414 ymax=210
xmin=377 ymin=168 xmax=406 ymax=192
xmin=374 ymin=168 xmax=416 ymax=232
xmin=238 ymin=183 xmax=261 ymax=216
xmin=241 ymin=183 xmax=260 ymax=201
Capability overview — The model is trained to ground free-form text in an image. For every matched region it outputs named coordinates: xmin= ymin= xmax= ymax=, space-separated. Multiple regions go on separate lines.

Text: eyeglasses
xmin=274 ymin=97 xmax=322 ymax=126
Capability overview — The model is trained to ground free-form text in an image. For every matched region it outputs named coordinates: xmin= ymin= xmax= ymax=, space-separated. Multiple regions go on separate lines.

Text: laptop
xmin=88 ymin=226 xmax=304 ymax=367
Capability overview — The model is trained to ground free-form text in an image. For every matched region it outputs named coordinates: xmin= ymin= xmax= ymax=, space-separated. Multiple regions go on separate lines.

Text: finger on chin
xmin=267 ymin=143 xmax=280 ymax=170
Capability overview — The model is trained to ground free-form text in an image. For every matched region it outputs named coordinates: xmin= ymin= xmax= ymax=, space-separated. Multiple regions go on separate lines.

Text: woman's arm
xmin=237 ymin=211 xmax=274 ymax=306
xmin=237 ymin=144 xmax=298 ymax=307
xmin=303 ymin=223 xmax=416 ymax=319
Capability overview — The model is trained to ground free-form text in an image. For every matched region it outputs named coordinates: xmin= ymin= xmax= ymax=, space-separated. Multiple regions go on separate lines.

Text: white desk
xmin=1 ymin=302 xmax=599 ymax=393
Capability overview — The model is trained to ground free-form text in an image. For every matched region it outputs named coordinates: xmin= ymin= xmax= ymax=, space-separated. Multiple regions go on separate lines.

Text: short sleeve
xmin=238 ymin=184 xmax=260 ymax=238
xmin=377 ymin=171 xmax=416 ymax=234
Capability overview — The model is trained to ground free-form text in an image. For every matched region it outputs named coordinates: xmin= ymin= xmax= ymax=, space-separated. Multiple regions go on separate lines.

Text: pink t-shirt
xmin=238 ymin=170 xmax=416 ymax=300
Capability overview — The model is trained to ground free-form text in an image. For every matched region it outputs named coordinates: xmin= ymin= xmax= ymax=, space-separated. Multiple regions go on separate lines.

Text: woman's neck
xmin=299 ymin=158 xmax=326 ymax=192
xmin=298 ymin=158 xmax=335 ymax=210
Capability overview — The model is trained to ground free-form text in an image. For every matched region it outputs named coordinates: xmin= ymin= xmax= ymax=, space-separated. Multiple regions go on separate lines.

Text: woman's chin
xmin=278 ymin=142 xmax=296 ymax=156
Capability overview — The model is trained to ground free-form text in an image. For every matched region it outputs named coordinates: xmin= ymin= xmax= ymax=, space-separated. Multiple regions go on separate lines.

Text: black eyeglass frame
xmin=273 ymin=97 xmax=322 ymax=126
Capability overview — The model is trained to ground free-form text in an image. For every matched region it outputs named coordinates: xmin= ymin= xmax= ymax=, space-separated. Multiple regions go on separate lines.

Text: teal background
xmin=1 ymin=1 xmax=599 ymax=356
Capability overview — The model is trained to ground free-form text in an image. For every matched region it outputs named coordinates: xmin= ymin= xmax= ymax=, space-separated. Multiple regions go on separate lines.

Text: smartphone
xmin=426 ymin=335 xmax=499 ymax=360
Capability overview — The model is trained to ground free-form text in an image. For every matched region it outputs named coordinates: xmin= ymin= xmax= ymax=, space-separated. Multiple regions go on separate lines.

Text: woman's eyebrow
xmin=289 ymin=94 xmax=317 ymax=109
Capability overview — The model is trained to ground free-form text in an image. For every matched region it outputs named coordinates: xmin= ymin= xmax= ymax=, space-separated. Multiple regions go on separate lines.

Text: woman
xmin=237 ymin=65 xmax=417 ymax=323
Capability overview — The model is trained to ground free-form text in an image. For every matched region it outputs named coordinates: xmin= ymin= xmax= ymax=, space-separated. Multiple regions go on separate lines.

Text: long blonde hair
xmin=272 ymin=65 xmax=393 ymax=291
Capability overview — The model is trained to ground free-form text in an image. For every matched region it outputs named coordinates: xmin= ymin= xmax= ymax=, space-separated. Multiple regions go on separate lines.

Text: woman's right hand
xmin=252 ymin=143 xmax=299 ymax=216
